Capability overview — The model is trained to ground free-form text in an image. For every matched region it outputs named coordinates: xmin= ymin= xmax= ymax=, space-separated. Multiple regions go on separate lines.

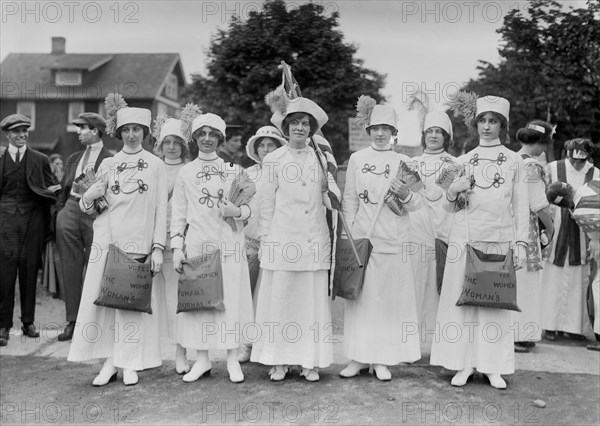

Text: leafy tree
xmin=452 ymin=0 xmax=600 ymax=160
xmin=184 ymin=0 xmax=386 ymax=163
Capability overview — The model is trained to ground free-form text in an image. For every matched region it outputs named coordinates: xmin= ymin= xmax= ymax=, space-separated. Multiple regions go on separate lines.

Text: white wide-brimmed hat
xmin=476 ymin=96 xmax=510 ymax=122
xmin=116 ymin=107 xmax=151 ymax=129
xmin=192 ymin=113 xmax=227 ymax=138
xmin=246 ymin=125 xmax=287 ymax=163
xmin=423 ymin=110 xmax=453 ymax=139
xmin=270 ymin=97 xmax=328 ymax=135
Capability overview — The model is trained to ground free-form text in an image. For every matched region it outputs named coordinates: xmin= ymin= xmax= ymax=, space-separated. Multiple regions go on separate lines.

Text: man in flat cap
xmin=55 ymin=113 xmax=112 ymax=341
xmin=0 ymin=113 xmax=58 ymax=346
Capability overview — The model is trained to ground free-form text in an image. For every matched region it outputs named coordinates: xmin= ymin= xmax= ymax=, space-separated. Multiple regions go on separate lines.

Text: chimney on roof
xmin=51 ymin=37 xmax=66 ymax=54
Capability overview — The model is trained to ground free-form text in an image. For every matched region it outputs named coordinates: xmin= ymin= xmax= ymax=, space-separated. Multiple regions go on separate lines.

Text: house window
xmin=164 ymin=74 xmax=178 ymax=100
xmin=16 ymin=102 xmax=35 ymax=131
xmin=55 ymin=70 xmax=82 ymax=86
xmin=98 ymin=102 xmax=106 ymax=118
xmin=67 ymin=101 xmax=85 ymax=132
xmin=157 ymin=102 xmax=168 ymax=118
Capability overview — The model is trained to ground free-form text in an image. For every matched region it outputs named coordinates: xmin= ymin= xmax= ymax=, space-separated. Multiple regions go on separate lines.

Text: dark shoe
xmin=21 ymin=323 xmax=39 ymax=338
xmin=0 ymin=328 xmax=8 ymax=346
xmin=544 ymin=331 xmax=557 ymax=341
xmin=566 ymin=333 xmax=587 ymax=341
xmin=519 ymin=341 xmax=536 ymax=348
xmin=514 ymin=343 xmax=529 ymax=353
xmin=57 ymin=322 xmax=75 ymax=342
xmin=587 ymin=342 xmax=600 ymax=351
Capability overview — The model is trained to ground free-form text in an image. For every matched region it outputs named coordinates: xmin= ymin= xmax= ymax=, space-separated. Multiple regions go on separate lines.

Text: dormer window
xmin=55 ymin=70 xmax=82 ymax=86
xmin=164 ymin=73 xmax=178 ymax=100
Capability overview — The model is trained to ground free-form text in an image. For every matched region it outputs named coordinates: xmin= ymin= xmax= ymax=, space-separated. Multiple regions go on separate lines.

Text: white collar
xmin=84 ymin=141 xmax=104 ymax=151
xmin=196 ymin=151 xmax=219 ymax=161
xmin=164 ymin=157 xmax=184 ymax=165
xmin=8 ymin=144 xmax=27 ymax=155
xmin=479 ymin=138 xmax=502 ymax=147
xmin=370 ymin=142 xmax=391 ymax=151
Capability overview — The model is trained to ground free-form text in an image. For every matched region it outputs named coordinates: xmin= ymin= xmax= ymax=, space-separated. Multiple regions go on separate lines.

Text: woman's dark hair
xmin=366 ymin=124 xmax=398 ymax=137
xmin=516 ymin=120 xmax=553 ymax=145
xmin=191 ymin=127 xmax=224 ymax=145
xmin=281 ymin=112 xmax=318 ymax=137
xmin=254 ymin=136 xmax=283 ymax=156
xmin=115 ymin=124 xmax=150 ymax=141
xmin=469 ymin=112 xmax=509 ymax=143
xmin=420 ymin=127 xmax=452 ymax=150
xmin=159 ymin=134 xmax=190 ymax=160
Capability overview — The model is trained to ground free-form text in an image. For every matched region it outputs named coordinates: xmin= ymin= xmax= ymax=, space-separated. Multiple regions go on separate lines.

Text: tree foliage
xmin=452 ymin=0 xmax=600 ymax=159
xmin=183 ymin=0 xmax=386 ymax=162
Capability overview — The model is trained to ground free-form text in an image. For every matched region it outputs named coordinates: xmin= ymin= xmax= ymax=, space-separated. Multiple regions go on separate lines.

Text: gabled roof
xmin=41 ymin=54 xmax=114 ymax=71
xmin=1 ymin=53 xmax=186 ymax=100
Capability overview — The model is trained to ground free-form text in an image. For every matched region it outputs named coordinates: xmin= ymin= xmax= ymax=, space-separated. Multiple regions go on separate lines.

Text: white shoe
xmin=339 ymin=361 xmax=369 ymax=378
xmin=175 ymin=346 xmax=190 ymax=374
xmin=92 ymin=363 xmax=118 ymax=387
xmin=373 ymin=364 xmax=392 ymax=381
xmin=183 ymin=360 xmax=212 ymax=383
xmin=451 ymin=368 xmax=474 ymax=387
xmin=122 ymin=369 xmax=138 ymax=386
xmin=486 ymin=374 xmax=507 ymax=389
xmin=300 ymin=368 xmax=320 ymax=382
xmin=238 ymin=344 xmax=252 ymax=363
xmin=227 ymin=359 xmax=245 ymax=383
xmin=268 ymin=365 xmax=288 ymax=382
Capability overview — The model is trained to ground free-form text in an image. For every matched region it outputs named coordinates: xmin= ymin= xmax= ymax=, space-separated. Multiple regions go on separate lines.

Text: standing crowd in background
xmin=1 ymin=88 xmax=599 ymax=390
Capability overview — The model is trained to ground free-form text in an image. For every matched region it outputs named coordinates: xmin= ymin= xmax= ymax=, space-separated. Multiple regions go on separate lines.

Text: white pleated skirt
xmin=512 ymin=268 xmax=542 ymax=342
xmin=430 ymin=240 xmax=515 ymax=375
xmin=343 ymin=252 xmax=421 ymax=365
xmin=67 ymin=248 xmax=162 ymax=371
xmin=250 ymin=269 xmax=334 ymax=369
xmin=175 ymin=250 xmax=254 ymax=350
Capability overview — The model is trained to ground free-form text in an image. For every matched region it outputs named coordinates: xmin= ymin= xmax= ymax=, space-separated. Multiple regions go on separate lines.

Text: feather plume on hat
xmin=180 ymin=103 xmax=203 ymax=142
xmin=104 ymin=92 xmax=128 ymax=137
xmin=152 ymin=115 xmax=168 ymax=153
xmin=355 ymin=95 xmax=377 ymax=127
xmin=265 ymin=85 xmax=289 ymax=115
xmin=406 ymin=90 xmax=430 ymax=131
xmin=447 ymin=90 xmax=478 ymax=127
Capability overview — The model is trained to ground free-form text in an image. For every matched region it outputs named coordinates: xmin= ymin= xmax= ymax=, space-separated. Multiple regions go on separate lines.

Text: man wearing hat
xmin=0 ymin=113 xmax=58 ymax=346
xmin=55 ymin=113 xmax=112 ymax=341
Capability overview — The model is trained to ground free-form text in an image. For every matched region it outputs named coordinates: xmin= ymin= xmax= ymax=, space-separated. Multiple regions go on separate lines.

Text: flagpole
xmin=279 ymin=61 xmax=363 ymax=268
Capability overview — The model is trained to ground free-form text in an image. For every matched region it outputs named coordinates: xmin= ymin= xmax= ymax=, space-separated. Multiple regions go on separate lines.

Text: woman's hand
xmin=389 ymin=177 xmax=410 ymax=199
xmin=83 ymin=180 xmax=106 ymax=204
xmin=513 ymin=244 xmax=527 ymax=270
xmin=48 ymin=184 xmax=61 ymax=193
xmin=151 ymin=247 xmax=163 ymax=276
xmin=219 ymin=198 xmax=242 ymax=218
xmin=590 ymin=239 xmax=600 ymax=260
xmin=447 ymin=175 xmax=471 ymax=199
xmin=173 ymin=248 xmax=186 ymax=274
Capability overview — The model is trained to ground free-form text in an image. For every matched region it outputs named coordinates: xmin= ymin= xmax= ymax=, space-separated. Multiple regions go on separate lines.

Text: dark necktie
xmin=81 ymin=147 xmax=92 ymax=172
xmin=15 ymin=149 xmax=21 ymax=165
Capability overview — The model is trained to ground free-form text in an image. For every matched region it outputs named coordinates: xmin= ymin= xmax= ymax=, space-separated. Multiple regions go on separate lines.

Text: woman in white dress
xmin=152 ymin=114 xmax=195 ymax=373
xmin=340 ymin=99 xmax=422 ymax=381
xmin=512 ymin=121 xmax=555 ymax=352
xmin=410 ymin=111 xmax=455 ymax=343
xmin=250 ymin=97 xmax=339 ymax=382
xmin=68 ymin=102 xmax=167 ymax=387
xmin=429 ymin=96 xmax=529 ymax=389
xmin=171 ymin=113 xmax=253 ymax=383
xmin=238 ymin=125 xmax=286 ymax=363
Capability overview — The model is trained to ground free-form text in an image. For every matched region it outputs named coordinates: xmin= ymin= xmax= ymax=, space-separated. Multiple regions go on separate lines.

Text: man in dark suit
xmin=55 ymin=113 xmax=112 ymax=341
xmin=0 ymin=114 xmax=57 ymax=346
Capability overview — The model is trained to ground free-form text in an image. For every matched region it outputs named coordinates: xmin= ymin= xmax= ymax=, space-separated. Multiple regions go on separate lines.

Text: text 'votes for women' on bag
xmin=455 ymin=244 xmax=521 ymax=312
xmin=177 ymin=250 xmax=226 ymax=312
xmin=94 ymin=244 xmax=153 ymax=314
xmin=332 ymin=238 xmax=373 ymax=301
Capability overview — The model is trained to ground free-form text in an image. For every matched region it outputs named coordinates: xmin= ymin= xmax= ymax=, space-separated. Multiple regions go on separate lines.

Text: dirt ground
xmin=1 ymin=284 xmax=599 ymax=425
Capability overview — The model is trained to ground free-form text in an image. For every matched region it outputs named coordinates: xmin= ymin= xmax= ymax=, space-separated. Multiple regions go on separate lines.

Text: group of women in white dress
xmin=65 ymin=90 xmax=591 ymax=391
